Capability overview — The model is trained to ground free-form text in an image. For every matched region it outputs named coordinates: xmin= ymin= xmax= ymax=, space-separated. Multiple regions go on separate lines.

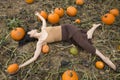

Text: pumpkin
xmin=62 ymin=70 xmax=78 ymax=80
xmin=54 ymin=8 xmax=64 ymax=17
xmin=69 ymin=46 xmax=78 ymax=55
xmin=75 ymin=19 xmax=81 ymax=23
xmin=76 ymin=0 xmax=84 ymax=5
xmin=101 ymin=13 xmax=115 ymax=25
xmin=37 ymin=11 xmax=48 ymax=21
xmin=42 ymin=44 xmax=50 ymax=54
xmin=25 ymin=0 xmax=34 ymax=4
xmin=48 ymin=13 xmax=60 ymax=24
xmin=7 ymin=63 xmax=19 ymax=74
xmin=10 ymin=27 xmax=25 ymax=41
xmin=110 ymin=8 xmax=119 ymax=17
xmin=66 ymin=6 xmax=77 ymax=17
xmin=95 ymin=61 xmax=104 ymax=69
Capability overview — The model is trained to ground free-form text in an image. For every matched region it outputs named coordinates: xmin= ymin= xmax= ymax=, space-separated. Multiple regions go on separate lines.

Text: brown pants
xmin=61 ymin=24 xmax=96 ymax=54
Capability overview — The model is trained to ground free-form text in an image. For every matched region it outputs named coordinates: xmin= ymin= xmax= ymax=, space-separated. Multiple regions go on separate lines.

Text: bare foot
xmin=35 ymin=11 xmax=39 ymax=16
xmin=93 ymin=23 xmax=101 ymax=27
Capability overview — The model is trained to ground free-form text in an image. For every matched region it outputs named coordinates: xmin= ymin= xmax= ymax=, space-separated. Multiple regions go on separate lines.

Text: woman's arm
xmin=35 ymin=11 xmax=46 ymax=31
xmin=19 ymin=11 xmax=48 ymax=68
xmin=19 ymin=41 xmax=43 ymax=68
xmin=27 ymin=11 xmax=48 ymax=39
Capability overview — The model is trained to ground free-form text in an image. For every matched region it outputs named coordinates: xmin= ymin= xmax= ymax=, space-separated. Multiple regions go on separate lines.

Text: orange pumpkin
xmin=7 ymin=63 xmax=19 ymax=74
xmin=54 ymin=8 xmax=64 ymax=17
xmin=37 ymin=11 xmax=48 ymax=21
xmin=110 ymin=8 xmax=119 ymax=17
xmin=42 ymin=44 xmax=50 ymax=54
xmin=95 ymin=61 xmax=104 ymax=69
xmin=66 ymin=6 xmax=77 ymax=17
xmin=75 ymin=19 xmax=81 ymax=23
xmin=76 ymin=0 xmax=84 ymax=5
xmin=25 ymin=0 xmax=34 ymax=4
xmin=48 ymin=13 xmax=60 ymax=24
xmin=62 ymin=70 xmax=78 ymax=80
xmin=101 ymin=13 xmax=115 ymax=25
xmin=10 ymin=27 xmax=25 ymax=41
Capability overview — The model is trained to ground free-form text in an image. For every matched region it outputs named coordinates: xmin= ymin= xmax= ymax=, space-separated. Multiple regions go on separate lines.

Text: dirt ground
xmin=0 ymin=0 xmax=120 ymax=80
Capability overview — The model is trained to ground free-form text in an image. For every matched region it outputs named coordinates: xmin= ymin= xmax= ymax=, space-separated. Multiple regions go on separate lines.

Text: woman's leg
xmin=95 ymin=49 xmax=116 ymax=70
xmin=72 ymin=31 xmax=96 ymax=54
xmin=71 ymin=30 xmax=116 ymax=70
xmin=87 ymin=24 xmax=101 ymax=39
xmin=87 ymin=24 xmax=116 ymax=70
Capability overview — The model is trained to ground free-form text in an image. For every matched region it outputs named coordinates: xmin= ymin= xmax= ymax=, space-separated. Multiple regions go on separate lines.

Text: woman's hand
xmin=35 ymin=11 xmax=39 ymax=16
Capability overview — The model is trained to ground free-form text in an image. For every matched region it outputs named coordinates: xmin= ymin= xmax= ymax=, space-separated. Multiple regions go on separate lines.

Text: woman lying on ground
xmin=18 ymin=11 xmax=116 ymax=71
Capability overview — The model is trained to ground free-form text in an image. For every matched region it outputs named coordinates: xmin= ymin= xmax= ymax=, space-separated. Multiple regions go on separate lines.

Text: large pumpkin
xmin=62 ymin=70 xmax=78 ymax=80
xmin=66 ymin=6 xmax=77 ymax=17
xmin=48 ymin=13 xmax=60 ymax=24
xmin=54 ymin=8 xmax=64 ymax=17
xmin=101 ymin=13 xmax=115 ymax=25
xmin=10 ymin=27 xmax=25 ymax=41
xmin=37 ymin=11 xmax=48 ymax=21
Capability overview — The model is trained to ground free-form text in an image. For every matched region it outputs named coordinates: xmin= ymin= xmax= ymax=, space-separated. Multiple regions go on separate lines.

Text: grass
xmin=0 ymin=0 xmax=120 ymax=80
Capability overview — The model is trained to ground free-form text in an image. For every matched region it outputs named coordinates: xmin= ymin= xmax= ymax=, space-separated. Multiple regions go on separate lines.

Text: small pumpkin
xmin=25 ymin=0 xmax=34 ymax=4
xmin=76 ymin=0 xmax=84 ymax=5
xmin=95 ymin=61 xmax=104 ymax=69
xmin=7 ymin=63 xmax=19 ymax=74
xmin=10 ymin=27 xmax=25 ymax=41
xmin=42 ymin=44 xmax=50 ymax=54
xmin=62 ymin=70 xmax=78 ymax=80
xmin=69 ymin=46 xmax=78 ymax=55
xmin=110 ymin=8 xmax=119 ymax=17
xmin=101 ymin=13 xmax=115 ymax=25
xmin=75 ymin=19 xmax=81 ymax=23
xmin=54 ymin=8 xmax=64 ymax=17
xmin=66 ymin=6 xmax=77 ymax=17
xmin=48 ymin=13 xmax=60 ymax=24
xmin=37 ymin=11 xmax=48 ymax=21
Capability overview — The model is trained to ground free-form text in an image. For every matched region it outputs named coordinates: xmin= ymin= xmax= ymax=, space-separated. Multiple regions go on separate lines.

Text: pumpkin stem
xmin=51 ymin=10 xmax=54 ymax=14
xmin=104 ymin=15 xmax=107 ymax=18
xmin=69 ymin=71 xmax=73 ymax=77
xmin=14 ymin=28 xmax=17 ymax=31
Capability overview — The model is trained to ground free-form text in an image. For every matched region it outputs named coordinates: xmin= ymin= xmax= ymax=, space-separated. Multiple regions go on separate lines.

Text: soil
xmin=0 ymin=0 xmax=120 ymax=80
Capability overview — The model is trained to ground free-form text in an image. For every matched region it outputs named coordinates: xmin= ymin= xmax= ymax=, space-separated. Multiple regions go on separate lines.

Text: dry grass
xmin=0 ymin=0 xmax=120 ymax=80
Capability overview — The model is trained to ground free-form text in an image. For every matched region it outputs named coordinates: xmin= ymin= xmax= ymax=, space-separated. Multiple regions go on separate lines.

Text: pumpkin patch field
xmin=0 ymin=0 xmax=120 ymax=80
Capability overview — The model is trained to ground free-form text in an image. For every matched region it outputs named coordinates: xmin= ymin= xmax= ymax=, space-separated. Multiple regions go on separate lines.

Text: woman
xmin=18 ymin=11 xmax=116 ymax=71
